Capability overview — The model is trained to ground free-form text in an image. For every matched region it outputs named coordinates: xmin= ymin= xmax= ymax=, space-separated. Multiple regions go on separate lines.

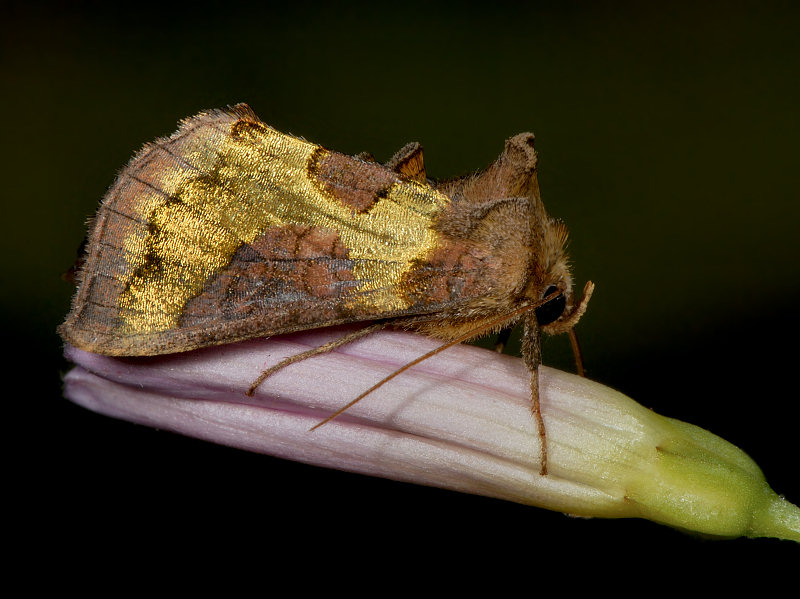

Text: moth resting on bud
xmin=59 ymin=104 xmax=593 ymax=474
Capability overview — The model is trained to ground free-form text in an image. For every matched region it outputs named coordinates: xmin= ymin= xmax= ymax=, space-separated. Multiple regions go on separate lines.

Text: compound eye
xmin=535 ymin=285 xmax=566 ymax=326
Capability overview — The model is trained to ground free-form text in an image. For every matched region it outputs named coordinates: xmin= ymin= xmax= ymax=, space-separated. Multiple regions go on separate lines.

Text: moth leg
xmin=523 ymin=316 xmax=548 ymax=476
xmin=494 ymin=326 xmax=514 ymax=353
xmin=529 ymin=366 xmax=547 ymax=476
xmin=246 ymin=323 xmax=386 ymax=396
xmin=568 ymin=329 xmax=586 ymax=377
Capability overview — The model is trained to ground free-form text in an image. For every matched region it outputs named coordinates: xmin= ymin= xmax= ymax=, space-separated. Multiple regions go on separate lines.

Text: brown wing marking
xmin=308 ymin=148 xmax=399 ymax=213
xmin=180 ymin=224 xmax=363 ymax=331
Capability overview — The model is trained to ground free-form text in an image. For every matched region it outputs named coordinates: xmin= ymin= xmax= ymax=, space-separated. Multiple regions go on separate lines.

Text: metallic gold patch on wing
xmin=116 ymin=112 xmax=450 ymax=334
xmin=343 ymin=181 xmax=446 ymax=312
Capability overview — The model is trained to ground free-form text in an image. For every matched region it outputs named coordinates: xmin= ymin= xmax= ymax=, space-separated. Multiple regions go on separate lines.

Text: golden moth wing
xmin=60 ymin=105 xmax=455 ymax=355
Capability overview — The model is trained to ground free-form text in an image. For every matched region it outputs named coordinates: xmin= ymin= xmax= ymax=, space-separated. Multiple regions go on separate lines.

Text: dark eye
xmin=535 ymin=285 xmax=566 ymax=326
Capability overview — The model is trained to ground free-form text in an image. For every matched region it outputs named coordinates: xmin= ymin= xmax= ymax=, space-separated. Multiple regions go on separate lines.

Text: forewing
xmin=59 ymin=105 xmax=452 ymax=355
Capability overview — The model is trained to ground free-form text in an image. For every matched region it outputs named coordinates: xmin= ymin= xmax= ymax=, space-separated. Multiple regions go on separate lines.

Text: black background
xmin=5 ymin=0 xmax=798 ymax=584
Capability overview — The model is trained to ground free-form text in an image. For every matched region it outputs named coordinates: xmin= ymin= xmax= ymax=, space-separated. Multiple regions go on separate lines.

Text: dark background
xmin=5 ymin=0 xmax=798 ymax=581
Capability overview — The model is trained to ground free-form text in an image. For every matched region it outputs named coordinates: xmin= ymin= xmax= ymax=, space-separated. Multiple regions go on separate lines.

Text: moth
xmin=59 ymin=103 xmax=593 ymax=475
